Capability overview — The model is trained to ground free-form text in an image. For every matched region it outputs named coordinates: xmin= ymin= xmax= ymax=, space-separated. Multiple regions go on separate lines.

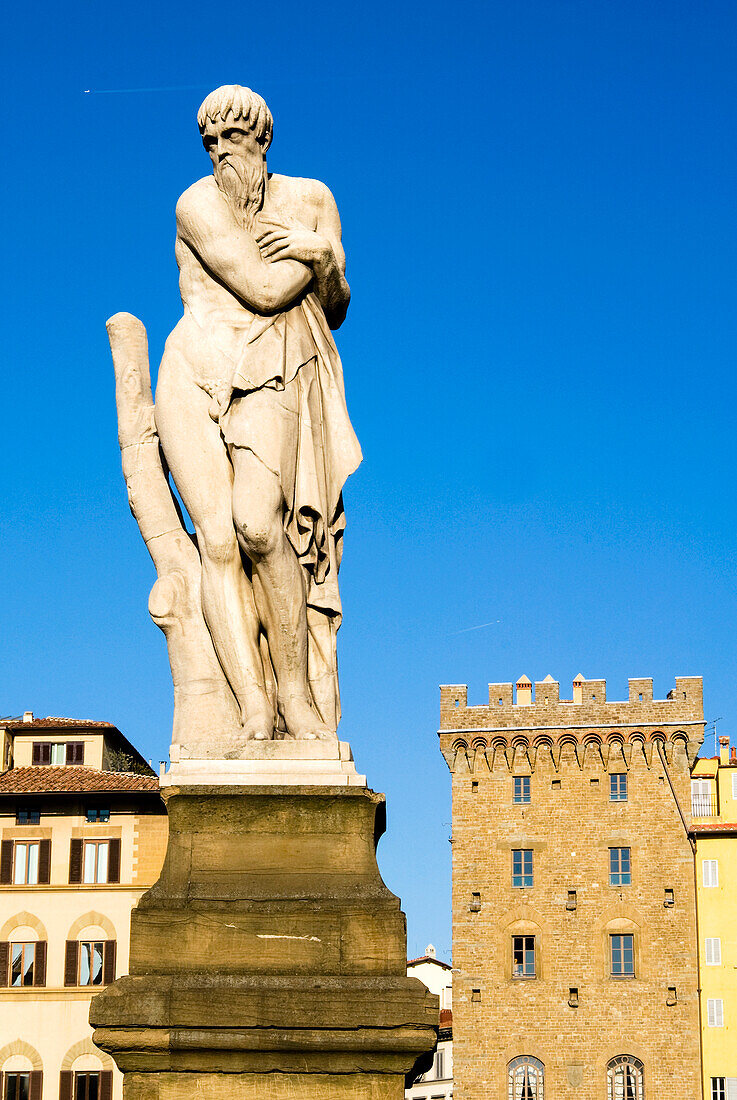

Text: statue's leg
xmin=231 ymin=447 xmax=331 ymax=741
xmin=155 ymin=369 xmax=273 ymax=739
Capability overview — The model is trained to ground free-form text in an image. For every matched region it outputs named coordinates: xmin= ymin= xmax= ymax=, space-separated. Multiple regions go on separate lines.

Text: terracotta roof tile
xmin=0 ymin=717 xmax=116 ymax=729
xmin=407 ymin=955 xmax=452 ymax=970
xmin=691 ymin=822 xmax=737 ymax=833
xmin=0 ymin=767 xmax=159 ymax=794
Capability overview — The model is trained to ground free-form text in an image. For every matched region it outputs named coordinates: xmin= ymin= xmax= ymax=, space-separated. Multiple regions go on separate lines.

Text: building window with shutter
xmin=71 ymin=1073 xmax=111 ymax=1100
xmin=82 ymin=841 xmax=109 ymax=884
xmin=711 ymin=1079 xmax=737 ymax=1100
xmin=703 ymin=860 xmax=719 ymax=888
xmin=705 ymin=937 xmax=722 ymax=966
xmin=3 ymin=1075 xmax=41 ymax=1100
xmin=70 ymin=838 xmax=119 ymax=885
xmin=2 ymin=840 xmax=51 ymax=886
xmin=0 ymin=940 xmax=46 ymax=988
xmin=10 ymin=942 xmax=36 ymax=986
xmin=13 ymin=841 xmax=39 ymax=884
xmin=65 ymin=939 xmax=116 ymax=986
xmin=78 ymin=941 xmax=105 ymax=986
xmin=74 ymin=1076 xmax=98 ymax=1100
xmin=66 ymin=742 xmax=84 ymax=765
xmin=4 ymin=1076 xmax=30 ymax=1100
xmin=707 ymin=999 xmax=725 ymax=1027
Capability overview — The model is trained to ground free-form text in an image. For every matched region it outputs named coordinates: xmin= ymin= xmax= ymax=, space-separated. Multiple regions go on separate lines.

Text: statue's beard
xmin=214 ymin=153 xmax=266 ymax=232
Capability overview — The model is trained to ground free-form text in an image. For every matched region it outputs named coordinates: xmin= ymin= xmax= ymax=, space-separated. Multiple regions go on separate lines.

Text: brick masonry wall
xmin=439 ymin=677 xmax=704 ymax=1100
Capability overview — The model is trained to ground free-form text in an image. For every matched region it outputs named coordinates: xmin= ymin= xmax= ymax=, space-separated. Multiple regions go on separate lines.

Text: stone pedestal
xmin=90 ymin=766 xmax=438 ymax=1099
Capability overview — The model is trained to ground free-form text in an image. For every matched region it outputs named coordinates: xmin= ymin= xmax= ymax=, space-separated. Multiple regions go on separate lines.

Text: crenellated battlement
xmin=438 ymin=674 xmax=704 ymax=772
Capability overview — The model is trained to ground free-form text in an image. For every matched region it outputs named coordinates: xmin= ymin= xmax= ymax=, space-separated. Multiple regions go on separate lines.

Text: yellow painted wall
xmin=0 ymin=796 xmax=167 ymax=1100
xmin=692 ymin=755 xmax=737 ymax=1098
xmin=12 ymin=734 xmax=105 ymax=770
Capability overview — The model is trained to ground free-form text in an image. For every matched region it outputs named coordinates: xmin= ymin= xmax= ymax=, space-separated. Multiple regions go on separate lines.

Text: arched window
xmin=607 ymin=1055 xmax=644 ymax=1100
xmin=508 ymin=1056 xmax=544 ymax=1100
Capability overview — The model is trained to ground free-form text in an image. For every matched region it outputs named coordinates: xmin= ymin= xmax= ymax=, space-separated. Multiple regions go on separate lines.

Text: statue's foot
xmin=240 ymin=688 xmax=275 ymax=741
xmin=279 ymin=696 xmax=333 ymax=741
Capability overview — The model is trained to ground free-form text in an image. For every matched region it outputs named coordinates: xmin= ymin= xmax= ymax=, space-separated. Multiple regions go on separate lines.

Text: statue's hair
xmin=197 ymin=85 xmax=273 ymax=151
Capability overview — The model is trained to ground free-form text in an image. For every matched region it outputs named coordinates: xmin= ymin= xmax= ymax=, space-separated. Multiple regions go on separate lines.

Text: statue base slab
xmin=91 ymin=782 xmax=437 ymax=1098
xmin=162 ymin=739 xmax=366 ymax=786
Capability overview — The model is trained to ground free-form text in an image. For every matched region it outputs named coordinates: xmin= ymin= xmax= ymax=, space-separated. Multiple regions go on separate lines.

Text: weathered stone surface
xmin=91 ymin=785 xmax=437 ymax=1088
xmin=124 ymin=1071 xmax=405 ymax=1100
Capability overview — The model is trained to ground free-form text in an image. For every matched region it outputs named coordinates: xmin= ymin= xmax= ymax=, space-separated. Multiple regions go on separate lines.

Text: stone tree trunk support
xmin=108 ymin=311 xmax=241 ymax=742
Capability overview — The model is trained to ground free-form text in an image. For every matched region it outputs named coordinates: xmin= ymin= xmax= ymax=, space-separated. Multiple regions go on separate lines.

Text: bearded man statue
xmin=151 ymin=84 xmax=362 ymax=742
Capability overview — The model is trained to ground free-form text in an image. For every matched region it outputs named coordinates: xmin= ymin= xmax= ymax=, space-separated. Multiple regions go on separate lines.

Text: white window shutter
xmin=705 ymin=938 xmax=722 ymax=965
xmin=704 ymin=860 xmax=719 ymax=887
xmin=708 ymin=999 xmax=724 ymax=1027
xmin=732 ymin=774 xmax=737 ymax=800
xmin=725 ymin=1079 xmax=737 ymax=1100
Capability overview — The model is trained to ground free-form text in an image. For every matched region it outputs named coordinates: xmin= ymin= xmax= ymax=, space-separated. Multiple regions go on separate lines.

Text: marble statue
xmin=109 ymin=85 xmax=362 ymax=750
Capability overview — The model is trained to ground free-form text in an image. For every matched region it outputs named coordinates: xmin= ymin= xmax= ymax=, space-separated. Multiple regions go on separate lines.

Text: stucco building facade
xmin=439 ymin=673 xmax=704 ymax=1100
xmin=691 ymin=735 xmax=737 ymax=1100
xmin=0 ymin=715 xmax=167 ymax=1100
xmin=405 ymin=946 xmax=453 ymax=1100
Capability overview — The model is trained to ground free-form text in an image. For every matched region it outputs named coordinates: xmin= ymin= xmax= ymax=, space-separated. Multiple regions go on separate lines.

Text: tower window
xmin=513 ymin=776 xmax=531 ymax=804
xmin=610 ymin=933 xmax=635 ymax=977
xmin=512 ymin=935 xmax=536 ymax=978
xmin=512 ymin=849 xmax=533 ymax=888
xmin=609 ymin=847 xmax=631 ymax=886
xmin=610 ymin=773 xmax=628 ymax=801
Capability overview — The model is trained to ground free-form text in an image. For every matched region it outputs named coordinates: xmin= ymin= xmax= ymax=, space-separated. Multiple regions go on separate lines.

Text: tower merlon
xmin=438 ymin=674 xmax=705 ymax=758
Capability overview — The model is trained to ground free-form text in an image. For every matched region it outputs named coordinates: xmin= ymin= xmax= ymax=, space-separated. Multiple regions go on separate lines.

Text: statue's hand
xmin=256 ymin=221 xmax=331 ymax=267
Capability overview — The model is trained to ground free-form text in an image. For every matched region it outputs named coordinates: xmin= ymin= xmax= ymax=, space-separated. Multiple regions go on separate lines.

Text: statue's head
xmin=197 ymin=85 xmax=273 ymax=229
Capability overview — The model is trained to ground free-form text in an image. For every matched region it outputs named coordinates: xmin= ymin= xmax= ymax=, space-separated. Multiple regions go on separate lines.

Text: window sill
xmin=609 ymin=974 xmax=636 ymax=980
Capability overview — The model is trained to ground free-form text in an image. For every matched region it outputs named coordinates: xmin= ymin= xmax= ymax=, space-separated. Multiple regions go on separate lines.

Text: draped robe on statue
xmin=170 ymin=287 xmax=362 ymax=731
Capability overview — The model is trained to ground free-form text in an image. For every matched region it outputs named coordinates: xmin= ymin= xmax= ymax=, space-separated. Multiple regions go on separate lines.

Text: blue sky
xmin=3 ymin=0 xmax=737 ymax=959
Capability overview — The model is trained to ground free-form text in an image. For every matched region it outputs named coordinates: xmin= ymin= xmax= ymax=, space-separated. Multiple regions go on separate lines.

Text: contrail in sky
xmin=83 ymin=85 xmax=205 ymax=95
xmin=450 ymin=620 xmax=501 ymax=636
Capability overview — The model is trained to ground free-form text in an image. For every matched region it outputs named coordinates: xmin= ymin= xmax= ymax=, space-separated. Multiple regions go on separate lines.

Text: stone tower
xmin=438 ymin=674 xmax=704 ymax=1100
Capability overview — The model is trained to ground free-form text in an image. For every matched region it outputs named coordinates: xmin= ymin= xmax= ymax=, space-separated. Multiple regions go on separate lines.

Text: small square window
xmin=513 ymin=776 xmax=531 ymax=804
xmin=610 ymin=932 xmax=635 ymax=977
xmin=610 ymin=773 xmax=628 ymax=801
xmin=16 ymin=807 xmax=40 ymax=825
xmin=512 ymin=935 xmax=536 ymax=978
xmin=512 ymin=849 xmax=533 ymax=888
xmin=85 ymin=808 xmax=110 ymax=823
xmin=609 ymin=847 xmax=631 ymax=886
